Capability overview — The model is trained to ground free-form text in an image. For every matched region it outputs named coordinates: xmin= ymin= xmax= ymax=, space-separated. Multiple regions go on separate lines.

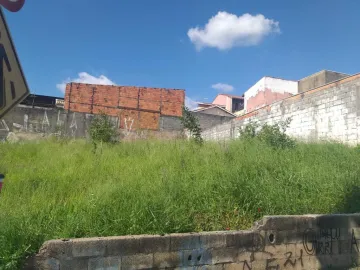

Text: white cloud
xmin=185 ymin=96 xmax=198 ymax=110
xmin=212 ymin=83 xmax=234 ymax=93
xmin=56 ymin=72 xmax=116 ymax=93
xmin=188 ymin=11 xmax=280 ymax=51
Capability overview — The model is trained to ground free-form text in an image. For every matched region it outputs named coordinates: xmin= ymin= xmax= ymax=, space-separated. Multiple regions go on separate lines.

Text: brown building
xmin=64 ymin=83 xmax=185 ymax=131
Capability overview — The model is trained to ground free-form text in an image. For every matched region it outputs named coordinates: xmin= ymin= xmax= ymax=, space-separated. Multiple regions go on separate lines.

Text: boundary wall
xmin=64 ymin=83 xmax=185 ymax=131
xmin=202 ymin=73 xmax=360 ymax=145
xmin=28 ymin=214 xmax=360 ymax=269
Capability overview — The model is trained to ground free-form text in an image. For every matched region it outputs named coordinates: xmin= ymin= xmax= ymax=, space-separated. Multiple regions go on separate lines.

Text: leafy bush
xmin=180 ymin=106 xmax=203 ymax=145
xmin=89 ymin=113 xmax=118 ymax=149
xmin=239 ymin=121 xmax=259 ymax=139
xmin=239 ymin=118 xmax=295 ymax=149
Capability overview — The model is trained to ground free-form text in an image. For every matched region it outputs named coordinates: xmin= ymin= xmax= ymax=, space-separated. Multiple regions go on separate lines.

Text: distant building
xmin=20 ymin=94 xmax=64 ymax=108
xmin=243 ymin=70 xmax=351 ymax=113
xmin=298 ymin=70 xmax=350 ymax=93
xmin=197 ymin=94 xmax=244 ymax=114
xmin=193 ymin=105 xmax=236 ymax=117
xmin=243 ymin=77 xmax=298 ymax=113
xmin=196 ymin=102 xmax=225 ymax=110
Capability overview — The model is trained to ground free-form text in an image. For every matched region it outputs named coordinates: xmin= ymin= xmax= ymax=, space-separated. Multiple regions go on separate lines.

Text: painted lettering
xmin=265 ymin=258 xmax=279 ymax=270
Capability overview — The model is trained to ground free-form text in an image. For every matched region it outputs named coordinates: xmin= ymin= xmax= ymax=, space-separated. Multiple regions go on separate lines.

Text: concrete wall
xmin=0 ymin=105 xmax=184 ymax=141
xmin=64 ymin=83 xmax=185 ymax=131
xmin=244 ymin=77 xmax=298 ymax=113
xmin=30 ymin=214 xmax=360 ymax=269
xmin=0 ymin=105 xmax=95 ymax=140
xmin=298 ymin=70 xmax=350 ymax=93
xmin=202 ymin=73 xmax=360 ymax=145
xmin=193 ymin=111 xmax=234 ymax=131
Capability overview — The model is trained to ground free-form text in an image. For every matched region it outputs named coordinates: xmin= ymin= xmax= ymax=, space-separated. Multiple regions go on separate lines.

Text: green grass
xmin=1 ymin=138 xmax=360 ymax=269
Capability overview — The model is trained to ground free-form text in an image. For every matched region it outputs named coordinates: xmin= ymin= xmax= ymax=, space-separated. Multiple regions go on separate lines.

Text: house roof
xmin=193 ymin=105 xmax=236 ymax=116
xmin=216 ymin=94 xmax=244 ymax=99
xmin=20 ymin=94 xmax=64 ymax=108
xmin=197 ymin=102 xmax=214 ymax=106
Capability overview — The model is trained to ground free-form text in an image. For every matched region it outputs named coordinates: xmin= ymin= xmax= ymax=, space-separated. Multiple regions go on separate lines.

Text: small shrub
xmin=89 ymin=113 xmax=118 ymax=150
xmin=239 ymin=118 xmax=295 ymax=149
xmin=239 ymin=121 xmax=258 ymax=139
xmin=180 ymin=106 xmax=203 ymax=145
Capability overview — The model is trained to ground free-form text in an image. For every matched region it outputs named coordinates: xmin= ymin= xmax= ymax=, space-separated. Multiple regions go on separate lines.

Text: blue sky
xmin=4 ymin=0 xmax=360 ymax=107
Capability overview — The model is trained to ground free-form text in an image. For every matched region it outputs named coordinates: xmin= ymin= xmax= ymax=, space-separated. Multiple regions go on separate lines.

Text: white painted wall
xmin=264 ymin=77 xmax=298 ymax=95
xmin=243 ymin=77 xmax=265 ymax=111
xmin=244 ymin=77 xmax=298 ymax=112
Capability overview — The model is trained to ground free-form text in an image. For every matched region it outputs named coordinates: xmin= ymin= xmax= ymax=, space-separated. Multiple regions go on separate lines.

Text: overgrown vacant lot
xmin=1 ymin=139 xmax=360 ymax=268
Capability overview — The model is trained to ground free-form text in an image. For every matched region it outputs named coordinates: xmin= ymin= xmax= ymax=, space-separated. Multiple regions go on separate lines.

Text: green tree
xmin=89 ymin=112 xmax=118 ymax=151
xmin=180 ymin=106 xmax=203 ymax=145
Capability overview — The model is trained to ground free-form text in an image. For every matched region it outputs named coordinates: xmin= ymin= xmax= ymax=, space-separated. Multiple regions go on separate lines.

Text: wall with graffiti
xmin=31 ymin=214 xmax=360 ymax=269
xmin=0 ymin=105 xmax=184 ymax=141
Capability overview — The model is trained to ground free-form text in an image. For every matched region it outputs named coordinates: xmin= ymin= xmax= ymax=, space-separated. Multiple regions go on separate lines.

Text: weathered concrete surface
xmin=30 ymin=214 xmax=360 ymax=269
xmin=193 ymin=111 xmax=234 ymax=131
xmin=203 ymin=73 xmax=360 ymax=145
xmin=298 ymin=70 xmax=350 ymax=93
xmin=1 ymin=105 xmax=96 ymax=141
xmin=0 ymin=105 xmax=186 ymax=142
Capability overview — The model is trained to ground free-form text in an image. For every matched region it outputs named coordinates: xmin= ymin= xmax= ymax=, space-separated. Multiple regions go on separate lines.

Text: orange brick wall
xmin=64 ymin=83 xmax=185 ymax=131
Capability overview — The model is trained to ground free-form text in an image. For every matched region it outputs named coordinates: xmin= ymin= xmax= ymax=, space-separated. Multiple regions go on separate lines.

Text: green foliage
xmin=180 ymin=106 xmax=203 ymax=145
xmin=239 ymin=118 xmax=296 ymax=149
xmin=1 ymin=139 xmax=360 ymax=267
xmin=89 ymin=113 xmax=118 ymax=150
xmin=238 ymin=121 xmax=258 ymax=139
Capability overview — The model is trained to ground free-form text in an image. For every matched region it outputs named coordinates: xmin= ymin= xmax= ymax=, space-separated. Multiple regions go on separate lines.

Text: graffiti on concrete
xmin=69 ymin=112 xmax=78 ymax=137
xmin=124 ymin=117 xmax=134 ymax=136
xmin=0 ymin=119 xmax=9 ymax=131
xmin=302 ymin=228 xmax=341 ymax=255
xmin=42 ymin=111 xmax=50 ymax=132
xmin=1 ymin=107 xmax=93 ymax=140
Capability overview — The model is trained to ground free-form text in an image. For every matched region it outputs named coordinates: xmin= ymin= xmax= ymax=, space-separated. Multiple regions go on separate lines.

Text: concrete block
xmin=60 ymin=258 xmax=88 ymax=270
xmin=36 ymin=258 xmax=60 ymax=270
xmin=196 ymin=265 xmax=224 ymax=270
xmin=315 ymin=254 xmax=353 ymax=269
xmin=252 ymin=257 xmax=280 ymax=269
xmin=343 ymin=97 xmax=352 ymax=104
xmin=257 ymin=216 xmax=300 ymax=231
xmin=182 ymin=249 xmax=212 ymax=266
xmin=138 ymin=234 xmax=170 ymax=253
xmin=225 ymin=231 xmax=254 ymax=248
xmin=237 ymin=251 xmax=252 ymax=263
xmin=121 ymin=253 xmax=153 ymax=270
xmin=72 ymin=238 xmax=106 ymax=258
xmin=317 ymin=214 xmax=360 ymax=228
xmin=38 ymin=240 xmax=73 ymax=258
xmin=211 ymin=248 xmax=238 ymax=264
xmin=105 ymin=236 xmax=140 ymax=256
xmin=153 ymin=251 xmax=182 ymax=268
xmin=223 ymin=262 xmax=251 ymax=270
xmin=339 ymin=239 xmax=352 ymax=254
xmin=170 ymin=233 xmax=201 ymax=251
xmin=200 ymin=232 xmax=227 ymax=249
xmin=263 ymin=244 xmax=287 ymax=259
xmin=88 ymin=257 xmax=121 ymax=270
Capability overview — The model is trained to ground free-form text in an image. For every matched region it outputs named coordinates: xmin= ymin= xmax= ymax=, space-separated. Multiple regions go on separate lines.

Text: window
xmin=232 ymin=98 xmax=244 ymax=112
